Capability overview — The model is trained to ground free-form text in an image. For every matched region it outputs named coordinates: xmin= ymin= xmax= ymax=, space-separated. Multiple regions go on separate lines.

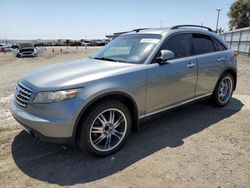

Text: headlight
xmin=33 ymin=89 xmax=81 ymax=103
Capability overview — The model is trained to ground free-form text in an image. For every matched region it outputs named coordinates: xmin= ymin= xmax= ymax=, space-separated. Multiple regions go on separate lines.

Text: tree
xmin=228 ymin=0 xmax=250 ymax=30
xmin=218 ymin=27 xmax=224 ymax=34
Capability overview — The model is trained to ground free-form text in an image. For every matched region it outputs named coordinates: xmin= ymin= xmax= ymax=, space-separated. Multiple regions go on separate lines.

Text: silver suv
xmin=11 ymin=25 xmax=237 ymax=156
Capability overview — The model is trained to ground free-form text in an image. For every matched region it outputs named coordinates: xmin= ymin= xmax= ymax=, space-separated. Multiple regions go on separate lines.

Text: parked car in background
xmin=12 ymin=43 xmax=37 ymax=57
xmin=89 ymin=39 xmax=107 ymax=46
xmin=12 ymin=42 xmax=44 ymax=57
xmin=80 ymin=39 xmax=109 ymax=46
xmin=70 ymin=41 xmax=82 ymax=46
xmin=0 ymin=43 xmax=11 ymax=52
xmin=11 ymin=25 xmax=237 ymax=157
xmin=80 ymin=39 xmax=90 ymax=46
xmin=34 ymin=43 xmax=44 ymax=47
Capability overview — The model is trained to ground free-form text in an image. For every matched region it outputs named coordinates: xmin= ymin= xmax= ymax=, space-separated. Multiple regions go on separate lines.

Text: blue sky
xmin=0 ymin=0 xmax=234 ymax=39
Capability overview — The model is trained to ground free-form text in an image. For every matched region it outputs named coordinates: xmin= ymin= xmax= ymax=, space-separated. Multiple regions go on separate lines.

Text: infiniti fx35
xmin=11 ymin=25 xmax=237 ymax=156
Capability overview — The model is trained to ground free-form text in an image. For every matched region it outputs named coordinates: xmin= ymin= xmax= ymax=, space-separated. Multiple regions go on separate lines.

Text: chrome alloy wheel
xmin=89 ymin=108 xmax=127 ymax=152
xmin=218 ymin=76 xmax=233 ymax=103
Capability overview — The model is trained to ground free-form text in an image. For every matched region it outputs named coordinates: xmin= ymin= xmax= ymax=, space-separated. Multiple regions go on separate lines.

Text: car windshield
xmin=19 ymin=43 xmax=34 ymax=49
xmin=92 ymin=34 xmax=161 ymax=64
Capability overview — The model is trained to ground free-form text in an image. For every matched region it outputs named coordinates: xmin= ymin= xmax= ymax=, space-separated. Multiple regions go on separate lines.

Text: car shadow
xmin=11 ymin=98 xmax=243 ymax=186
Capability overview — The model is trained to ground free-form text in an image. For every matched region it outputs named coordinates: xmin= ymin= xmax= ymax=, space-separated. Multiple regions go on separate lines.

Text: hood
xmin=21 ymin=58 xmax=138 ymax=91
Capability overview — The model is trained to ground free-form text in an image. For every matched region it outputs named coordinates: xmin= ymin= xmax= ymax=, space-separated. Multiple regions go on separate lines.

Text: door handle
xmin=217 ymin=57 xmax=225 ymax=62
xmin=186 ymin=62 xmax=196 ymax=68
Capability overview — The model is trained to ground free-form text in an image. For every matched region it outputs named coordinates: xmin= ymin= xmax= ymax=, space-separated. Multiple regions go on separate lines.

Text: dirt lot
xmin=0 ymin=49 xmax=249 ymax=187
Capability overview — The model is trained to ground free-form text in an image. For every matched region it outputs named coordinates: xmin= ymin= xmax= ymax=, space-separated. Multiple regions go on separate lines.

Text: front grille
xmin=22 ymin=52 xmax=33 ymax=55
xmin=14 ymin=84 xmax=32 ymax=107
xmin=19 ymin=49 xmax=34 ymax=53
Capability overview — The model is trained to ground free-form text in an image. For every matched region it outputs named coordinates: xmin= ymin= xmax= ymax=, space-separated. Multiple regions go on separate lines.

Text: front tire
xmin=212 ymin=73 xmax=234 ymax=107
xmin=77 ymin=100 xmax=132 ymax=157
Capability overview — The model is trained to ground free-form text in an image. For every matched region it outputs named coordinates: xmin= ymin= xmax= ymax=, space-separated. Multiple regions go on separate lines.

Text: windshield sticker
xmin=140 ymin=38 xmax=160 ymax=43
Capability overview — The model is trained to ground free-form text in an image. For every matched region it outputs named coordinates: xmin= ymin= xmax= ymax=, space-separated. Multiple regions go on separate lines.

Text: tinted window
xmin=192 ymin=33 xmax=215 ymax=55
xmin=162 ymin=34 xmax=190 ymax=58
xmin=213 ymin=37 xmax=227 ymax=51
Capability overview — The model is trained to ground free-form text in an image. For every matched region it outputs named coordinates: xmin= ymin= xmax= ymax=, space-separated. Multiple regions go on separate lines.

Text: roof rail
xmin=171 ymin=25 xmax=213 ymax=32
xmin=132 ymin=28 xmax=151 ymax=33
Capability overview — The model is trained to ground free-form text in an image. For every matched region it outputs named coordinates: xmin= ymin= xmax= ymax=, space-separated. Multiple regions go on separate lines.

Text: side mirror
xmin=157 ymin=50 xmax=175 ymax=64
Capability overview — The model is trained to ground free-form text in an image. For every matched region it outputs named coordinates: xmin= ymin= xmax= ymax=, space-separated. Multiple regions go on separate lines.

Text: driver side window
xmin=161 ymin=34 xmax=190 ymax=59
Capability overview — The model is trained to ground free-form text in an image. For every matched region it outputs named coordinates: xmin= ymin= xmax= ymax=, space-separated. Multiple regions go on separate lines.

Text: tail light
xmin=233 ymin=50 xmax=238 ymax=65
xmin=233 ymin=50 xmax=238 ymax=58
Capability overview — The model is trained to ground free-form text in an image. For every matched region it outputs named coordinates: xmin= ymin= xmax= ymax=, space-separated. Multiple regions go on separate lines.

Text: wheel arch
xmin=73 ymin=91 xmax=139 ymax=142
xmin=213 ymin=68 xmax=237 ymax=93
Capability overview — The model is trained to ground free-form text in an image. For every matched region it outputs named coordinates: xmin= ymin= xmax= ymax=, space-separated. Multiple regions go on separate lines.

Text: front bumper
xmin=10 ymin=101 xmax=73 ymax=143
xmin=18 ymin=52 xmax=36 ymax=57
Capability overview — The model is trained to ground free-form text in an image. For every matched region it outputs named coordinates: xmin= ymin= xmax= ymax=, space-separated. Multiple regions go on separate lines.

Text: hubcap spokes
xmin=218 ymin=77 xmax=233 ymax=103
xmin=90 ymin=109 xmax=127 ymax=152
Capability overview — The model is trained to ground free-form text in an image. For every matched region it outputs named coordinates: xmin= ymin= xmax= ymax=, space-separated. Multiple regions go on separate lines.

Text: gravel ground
xmin=0 ymin=50 xmax=249 ymax=187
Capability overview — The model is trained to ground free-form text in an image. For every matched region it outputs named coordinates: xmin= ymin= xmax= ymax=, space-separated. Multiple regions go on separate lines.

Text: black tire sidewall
xmin=77 ymin=100 xmax=132 ymax=157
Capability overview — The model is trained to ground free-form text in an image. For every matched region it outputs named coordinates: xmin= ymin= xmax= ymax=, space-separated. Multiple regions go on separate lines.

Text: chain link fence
xmin=220 ymin=27 xmax=250 ymax=56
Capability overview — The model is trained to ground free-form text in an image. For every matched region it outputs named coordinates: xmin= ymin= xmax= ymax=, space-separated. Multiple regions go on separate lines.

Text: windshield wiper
xmin=91 ymin=57 xmax=118 ymax=62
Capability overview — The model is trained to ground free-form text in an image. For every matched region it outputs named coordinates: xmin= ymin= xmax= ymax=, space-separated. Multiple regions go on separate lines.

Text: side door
xmin=191 ymin=33 xmax=227 ymax=96
xmin=145 ymin=33 xmax=198 ymax=114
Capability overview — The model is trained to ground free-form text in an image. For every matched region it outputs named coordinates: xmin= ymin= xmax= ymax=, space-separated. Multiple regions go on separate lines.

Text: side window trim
xmin=187 ymin=33 xmax=194 ymax=56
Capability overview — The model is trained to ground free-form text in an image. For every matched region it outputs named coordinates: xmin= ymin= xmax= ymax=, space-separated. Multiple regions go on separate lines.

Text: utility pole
xmin=216 ymin=9 xmax=222 ymax=33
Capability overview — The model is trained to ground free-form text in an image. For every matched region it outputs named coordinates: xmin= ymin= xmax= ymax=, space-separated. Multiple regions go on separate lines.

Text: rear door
xmin=145 ymin=33 xmax=198 ymax=114
xmin=191 ymin=33 xmax=227 ymax=96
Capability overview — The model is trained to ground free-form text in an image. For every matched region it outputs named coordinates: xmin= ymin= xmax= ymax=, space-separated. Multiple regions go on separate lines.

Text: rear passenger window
xmin=162 ymin=34 xmax=190 ymax=58
xmin=192 ymin=33 xmax=216 ymax=55
xmin=213 ymin=38 xmax=227 ymax=51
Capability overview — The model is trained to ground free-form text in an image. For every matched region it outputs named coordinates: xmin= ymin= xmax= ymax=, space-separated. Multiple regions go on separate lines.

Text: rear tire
xmin=212 ymin=73 xmax=234 ymax=107
xmin=77 ymin=100 xmax=132 ymax=157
